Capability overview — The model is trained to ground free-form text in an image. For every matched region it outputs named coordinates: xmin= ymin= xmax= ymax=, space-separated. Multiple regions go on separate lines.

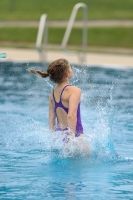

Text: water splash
xmin=1 ymin=63 xmax=127 ymax=162
xmin=1 ymin=115 xmax=117 ymax=161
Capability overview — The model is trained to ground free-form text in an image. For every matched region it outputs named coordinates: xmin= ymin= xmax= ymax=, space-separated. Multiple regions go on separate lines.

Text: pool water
xmin=0 ymin=62 xmax=133 ymax=199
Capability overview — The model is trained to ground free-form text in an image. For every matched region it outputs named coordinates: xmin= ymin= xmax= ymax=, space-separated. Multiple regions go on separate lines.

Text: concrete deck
xmin=0 ymin=47 xmax=133 ymax=68
xmin=0 ymin=20 xmax=133 ymax=28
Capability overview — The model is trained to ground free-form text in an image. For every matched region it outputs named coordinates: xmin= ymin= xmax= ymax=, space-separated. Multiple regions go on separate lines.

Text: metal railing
xmin=36 ymin=3 xmax=88 ymax=63
xmin=61 ymin=3 xmax=88 ymax=63
xmin=36 ymin=14 xmax=48 ymax=62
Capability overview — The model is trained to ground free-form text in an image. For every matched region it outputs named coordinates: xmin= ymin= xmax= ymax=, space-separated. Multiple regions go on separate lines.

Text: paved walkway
xmin=0 ymin=20 xmax=133 ymax=27
xmin=0 ymin=47 xmax=133 ymax=68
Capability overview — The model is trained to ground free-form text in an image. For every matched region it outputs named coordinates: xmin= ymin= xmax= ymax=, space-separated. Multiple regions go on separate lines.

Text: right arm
xmin=67 ymin=87 xmax=81 ymax=136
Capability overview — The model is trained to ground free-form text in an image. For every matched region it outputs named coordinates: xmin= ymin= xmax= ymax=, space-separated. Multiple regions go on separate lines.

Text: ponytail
xmin=27 ymin=58 xmax=70 ymax=83
xmin=27 ymin=69 xmax=49 ymax=78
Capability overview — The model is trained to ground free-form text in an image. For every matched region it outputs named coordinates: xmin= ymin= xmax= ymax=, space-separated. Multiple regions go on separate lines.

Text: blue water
xmin=0 ymin=61 xmax=133 ymax=200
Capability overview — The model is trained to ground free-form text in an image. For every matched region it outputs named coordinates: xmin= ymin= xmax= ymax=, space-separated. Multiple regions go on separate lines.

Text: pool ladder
xmin=61 ymin=3 xmax=88 ymax=63
xmin=36 ymin=14 xmax=48 ymax=63
xmin=36 ymin=3 xmax=88 ymax=63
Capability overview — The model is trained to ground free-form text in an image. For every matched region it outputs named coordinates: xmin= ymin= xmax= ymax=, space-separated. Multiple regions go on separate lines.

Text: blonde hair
xmin=27 ymin=58 xmax=70 ymax=83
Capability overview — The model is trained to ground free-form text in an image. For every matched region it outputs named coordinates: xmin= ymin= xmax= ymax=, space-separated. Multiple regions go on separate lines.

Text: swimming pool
xmin=0 ymin=61 xmax=133 ymax=199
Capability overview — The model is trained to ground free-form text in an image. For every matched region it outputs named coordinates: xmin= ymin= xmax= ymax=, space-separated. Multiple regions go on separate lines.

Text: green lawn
xmin=0 ymin=0 xmax=133 ymax=20
xmin=0 ymin=27 xmax=133 ymax=49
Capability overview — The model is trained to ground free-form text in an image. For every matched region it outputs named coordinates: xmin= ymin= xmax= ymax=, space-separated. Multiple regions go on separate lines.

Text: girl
xmin=27 ymin=58 xmax=83 ymax=138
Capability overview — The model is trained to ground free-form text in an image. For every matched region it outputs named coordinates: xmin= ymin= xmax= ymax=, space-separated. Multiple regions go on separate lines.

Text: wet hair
xmin=27 ymin=58 xmax=70 ymax=83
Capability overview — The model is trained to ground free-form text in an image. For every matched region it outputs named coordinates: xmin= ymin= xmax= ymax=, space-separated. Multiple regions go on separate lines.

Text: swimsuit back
xmin=53 ymin=84 xmax=69 ymax=114
xmin=53 ymin=85 xmax=83 ymax=136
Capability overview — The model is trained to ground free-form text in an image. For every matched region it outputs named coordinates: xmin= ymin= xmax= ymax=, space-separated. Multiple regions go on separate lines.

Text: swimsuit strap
xmin=53 ymin=84 xmax=71 ymax=114
xmin=60 ymin=84 xmax=71 ymax=102
xmin=53 ymin=84 xmax=71 ymax=103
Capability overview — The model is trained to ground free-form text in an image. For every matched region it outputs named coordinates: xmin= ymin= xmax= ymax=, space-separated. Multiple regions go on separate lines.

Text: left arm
xmin=49 ymin=92 xmax=56 ymax=132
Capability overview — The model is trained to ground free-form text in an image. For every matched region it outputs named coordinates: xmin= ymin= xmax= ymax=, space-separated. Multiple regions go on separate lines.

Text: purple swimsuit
xmin=53 ymin=85 xmax=83 ymax=137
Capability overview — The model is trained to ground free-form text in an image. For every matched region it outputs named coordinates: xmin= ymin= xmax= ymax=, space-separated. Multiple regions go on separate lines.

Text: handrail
xmin=36 ymin=14 xmax=48 ymax=62
xmin=61 ymin=3 xmax=88 ymax=63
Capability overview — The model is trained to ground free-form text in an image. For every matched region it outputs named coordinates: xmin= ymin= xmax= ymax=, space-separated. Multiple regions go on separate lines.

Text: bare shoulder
xmin=65 ymin=86 xmax=82 ymax=101
xmin=68 ymin=85 xmax=81 ymax=94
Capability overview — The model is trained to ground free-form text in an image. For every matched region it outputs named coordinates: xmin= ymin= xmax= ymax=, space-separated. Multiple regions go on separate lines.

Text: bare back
xmin=53 ymin=85 xmax=71 ymax=129
xmin=49 ymin=84 xmax=82 ymax=134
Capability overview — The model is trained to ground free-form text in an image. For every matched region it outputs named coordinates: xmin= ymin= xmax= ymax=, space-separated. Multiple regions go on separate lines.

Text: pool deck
xmin=0 ymin=47 xmax=133 ymax=68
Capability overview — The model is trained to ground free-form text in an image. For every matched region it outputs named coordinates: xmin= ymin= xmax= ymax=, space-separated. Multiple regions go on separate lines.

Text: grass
xmin=0 ymin=27 xmax=133 ymax=50
xmin=0 ymin=0 xmax=133 ymax=20
xmin=0 ymin=1 xmax=133 ymax=53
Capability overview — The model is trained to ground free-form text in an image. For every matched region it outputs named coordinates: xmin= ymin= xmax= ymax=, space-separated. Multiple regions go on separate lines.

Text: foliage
xmin=0 ymin=0 xmax=133 ymax=20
